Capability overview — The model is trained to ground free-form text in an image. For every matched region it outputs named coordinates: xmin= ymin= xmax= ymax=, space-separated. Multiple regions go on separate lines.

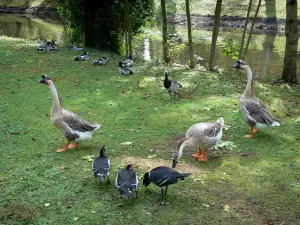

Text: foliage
xmin=222 ymin=37 xmax=240 ymax=60
xmin=57 ymin=0 xmax=155 ymax=52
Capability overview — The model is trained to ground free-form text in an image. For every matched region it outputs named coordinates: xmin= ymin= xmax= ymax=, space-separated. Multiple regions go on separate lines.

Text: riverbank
xmin=0 ymin=6 xmax=60 ymax=19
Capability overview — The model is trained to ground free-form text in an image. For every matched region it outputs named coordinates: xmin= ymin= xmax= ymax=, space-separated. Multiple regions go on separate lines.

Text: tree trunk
xmin=238 ymin=0 xmax=252 ymax=59
xmin=185 ymin=0 xmax=195 ymax=68
xmin=243 ymin=0 xmax=262 ymax=59
xmin=209 ymin=0 xmax=222 ymax=70
xmin=124 ymin=0 xmax=129 ymax=57
xmin=282 ymin=0 xmax=298 ymax=83
xmin=128 ymin=12 xmax=133 ymax=59
xmin=161 ymin=0 xmax=170 ymax=63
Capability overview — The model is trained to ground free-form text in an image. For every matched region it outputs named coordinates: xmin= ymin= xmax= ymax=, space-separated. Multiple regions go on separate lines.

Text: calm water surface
xmin=1 ymin=13 xmax=299 ymax=77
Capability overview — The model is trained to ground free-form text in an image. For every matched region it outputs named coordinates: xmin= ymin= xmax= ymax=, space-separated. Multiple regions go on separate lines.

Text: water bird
xmin=143 ymin=166 xmax=191 ymax=195
xmin=172 ymin=117 xmax=224 ymax=168
xmin=71 ymin=44 xmax=84 ymax=51
xmin=93 ymin=57 xmax=108 ymax=65
xmin=233 ymin=60 xmax=280 ymax=138
xmin=119 ymin=59 xmax=133 ymax=68
xmin=39 ymin=74 xmax=101 ymax=152
xmin=115 ymin=164 xmax=138 ymax=199
xmin=74 ymin=52 xmax=89 ymax=61
xmin=92 ymin=145 xmax=110 ymax=183
xmin=119 ymin=67 xmax=134 ymax=75
xmin=37 ymin=40 xmax=57 ymax=51
xmin=163 ymin=70 xmax=182 ymax=98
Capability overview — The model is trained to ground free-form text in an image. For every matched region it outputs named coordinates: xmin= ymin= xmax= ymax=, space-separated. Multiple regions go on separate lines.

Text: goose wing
xmin=62 ymin=109 xmax=99 ymax=132
xmin=244 ymin=101 xmax=277 ymax=125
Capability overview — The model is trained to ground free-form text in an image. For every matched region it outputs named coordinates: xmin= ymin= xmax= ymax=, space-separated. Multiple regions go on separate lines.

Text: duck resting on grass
xmin=119 ymin=59 xmax=133 ymax=68
xmin=164 ymin=71 xmax=182 ymax=98
xmin=93 ymin=57 xmax=108 ymax=65
xmin=233 ymin=60 xmax=280 ymax=138
xmin=115 ymin=164 xmax=138 ymax=199
xmin=39 ymin=74 xmax=101 ymax=152
xmin=92 ymin=145 xmax=110 ymax=183
xmin=71 ymin=44 xmax=84 ymax=51
xmin=143 ymin=166 xmax=191 ymax=196
xmin=172 ymin=117 xmax=224 ymax=168
xmin=74 ymin=52 xmax=89 ymax=61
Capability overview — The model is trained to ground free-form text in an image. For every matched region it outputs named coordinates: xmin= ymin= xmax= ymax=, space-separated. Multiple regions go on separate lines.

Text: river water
xmin=1 ymin=13 xmax=299 ymax=77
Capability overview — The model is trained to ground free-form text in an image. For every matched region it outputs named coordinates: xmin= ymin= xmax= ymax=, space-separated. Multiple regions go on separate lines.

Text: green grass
xmin=1 ymin=36 xmax=300 ymax=225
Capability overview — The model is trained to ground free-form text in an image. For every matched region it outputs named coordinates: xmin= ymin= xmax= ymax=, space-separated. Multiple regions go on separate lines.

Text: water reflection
xmin=0 ymin=13 xmax=67 ymax=44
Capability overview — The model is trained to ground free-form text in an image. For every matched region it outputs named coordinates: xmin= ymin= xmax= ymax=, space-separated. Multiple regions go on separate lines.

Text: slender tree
xmin=161 ymin=0 xmax=170 ymax=63
xmin=282 ymin=0 xmax=298 ymax=83
xmin=185 ymin=0 xmax=195 ymax=68
xmin=124 ymin=0 xmax=129 ymax=57
xmin=209 ymin=0 xmax=222 ymax=70
xmin=243 ymin=0 xmax=262 ymax=59
xmin=238 ymin=0 xmax=252 ymax=59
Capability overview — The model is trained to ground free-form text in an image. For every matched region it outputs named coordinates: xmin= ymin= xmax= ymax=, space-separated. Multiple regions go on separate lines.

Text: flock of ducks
xmin=38 ymin=40 xmax=280 ymax=198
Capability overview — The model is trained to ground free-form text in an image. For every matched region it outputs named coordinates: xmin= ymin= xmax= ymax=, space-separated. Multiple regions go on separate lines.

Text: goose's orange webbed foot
xmin=192 ymin=148 xmax=202 ymax=158
xmin=68 ymin=142 xmax=78 ymax=149
xmin=245 ymin=134 xmax=255 ymax=138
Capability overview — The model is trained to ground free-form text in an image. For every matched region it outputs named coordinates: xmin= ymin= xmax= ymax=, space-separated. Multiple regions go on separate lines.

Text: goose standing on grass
xmin=233 ymin=60 xmax=280 ymax=138
xmin=39 ymin=74 xmax=101 ymax=152
xmin=115 ymin=164 xmax=138 ymax=199
xmin=74 ymin=52 xmax=89 ymax=61
xmin=164 ymin=71 xmax=182 ymax=98
xmin=172 ymin=117 xmax=224 ymax=168
xmin=143 ymin=166 xmax=191 ymax=196
xmin=92 ymin=145 xmax=110 ymax=183
xmin=93 ymin=57 xmax=108 ymax=65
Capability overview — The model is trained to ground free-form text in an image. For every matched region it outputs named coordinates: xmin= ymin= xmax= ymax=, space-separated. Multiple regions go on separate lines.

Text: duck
xmin=172 ymin=117 xmax=224 ymax=168
xmin=233 ymin=60 xmax=280 ymax=138
xmin=143 ymin=166 xmax=191 ymax=195
xmin=74 ymin=52 xmax=89 ymax=61
xmin=92 ymin=145 xmax=110 ymax=183
xmin=119 ymin=59 xmax=133 ymax=68
xmin=164 ymin=71 xmax=182 ymax=98
xmin=71 ymin=43 xmax=84 ymax=51
xmin=39 ymin=74 xmax=101 ymax=152
xmin=93 ymin=57 xmax=108 ymax=65
xmin=115 ymin=164 xmax=138 ymax=199
xmin=119 ymin=67 xmax=134 ymax=75
xmin=37 ymin=40 xmax=57 ymax=51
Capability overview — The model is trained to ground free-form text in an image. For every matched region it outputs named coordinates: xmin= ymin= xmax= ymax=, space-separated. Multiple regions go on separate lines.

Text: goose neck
xmin=243 ymin=66 xmax=254 ymax=98
xmin=49 ymin=82 xmax=62 ymax=113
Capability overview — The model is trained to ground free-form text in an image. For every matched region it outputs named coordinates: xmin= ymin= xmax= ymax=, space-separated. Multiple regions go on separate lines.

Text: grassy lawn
xmin=0 ymin=36 xmax=299 ymax=225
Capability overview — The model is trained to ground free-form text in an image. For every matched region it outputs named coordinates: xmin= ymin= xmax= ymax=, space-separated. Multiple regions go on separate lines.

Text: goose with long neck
xmin=39 ymin=74 xmax=101 ymax=152
xmin=172 ymin=117 xmax=224 ymax=168
xmin=233 ymin=60 xmax=280 ymax=138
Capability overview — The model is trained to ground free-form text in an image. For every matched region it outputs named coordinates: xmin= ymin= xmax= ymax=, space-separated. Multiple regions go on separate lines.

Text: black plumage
xmin=115 ymin=164 xmax=138 ymax=199
xmin=74 ymin=52 xmax=89 ymax=61
xmin=143 ymin=166 xmax=191 ymax=195
xmin=163 ymin=71 xmax=182 ymax=98
xmin=92 ymin=145 xmax=110 ymax=183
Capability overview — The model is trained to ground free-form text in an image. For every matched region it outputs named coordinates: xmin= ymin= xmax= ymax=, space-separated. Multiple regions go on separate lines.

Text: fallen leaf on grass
xmin=147 ymin=155 xmax=157 ymax=159
xmin=44 ymin=203 xmax=50 ymax=207
xmin=120 ymin=141 xmax=133 ymax=146
xmin=223 ymin=204 xmax=231 ymax=211
xmin=82 ymin=155 xmax=95 ymax=162
xmin=3 ymin=136 xmax=9 ymax=140
xmin=73 ymin=217 xmax=79 ymax=221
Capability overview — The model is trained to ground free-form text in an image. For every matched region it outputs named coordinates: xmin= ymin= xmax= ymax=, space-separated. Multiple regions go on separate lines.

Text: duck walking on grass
xmin=115 ymin=164 xmax=138 ymax=199
xmin=92 ymin=145 xmax=110 ymax=183
xmin=164 ymin=71 xmax=182 ymax=98
xmin=39 ymin=74 xmax=101 ymax=152
xmin=74 ymin=52 xmax=89 ymax=61
xmin=172 ymin=117 xmax=224 ymax=168
xmin=233 ymin=60 xmax=280 ymax=138
xmin=143 ymin=166 xmax=191 ymax=196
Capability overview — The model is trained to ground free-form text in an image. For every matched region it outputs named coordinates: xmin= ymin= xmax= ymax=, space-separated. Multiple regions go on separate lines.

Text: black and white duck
xmin=172 ymin=117 xmax=224 ymax=168
xmin=119 ymin=59 xmax=133 ymax=68
xmin=119 ymin=67 xmax=134 ymax=75
xmin=74 ymin=52 xmax=90 ymax=61
xmin=115 ymin=164 xmax=139 ymax=199
xmin=39 ymin=74 xmax=101 ymax=152
xmin=37 ymin=40 xmax=57 ymax=51
xmin=163 ymin=71 xmax=182 ymax=97
xmin=92 ymin=145 xmax=110 ymax=183
xmin=143 ymin=166 xmax=191 ymax=195
xmin=71 ymin=44 xmax=84 ymax=51
xmin=233 ymin=60 xmax=280 ymax=138
xmin=93 ymin=57 xmax=108 ymax=65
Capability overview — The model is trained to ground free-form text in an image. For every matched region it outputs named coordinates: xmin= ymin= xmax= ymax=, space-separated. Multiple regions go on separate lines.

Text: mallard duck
xmin=115 ymin=164 xmax=138 ymax=199
xmin=93 ymin=57 xmax=108 ymax=65
xmin=74 ymin=52 xmax=89 ymax=61
xmin=92 ymin=145 xmax=110 ymax=183
xmin=119 ymin=67 xmax=134 ymax=75
xmin=172 ymin=117 xmax=224 ymax=168
xmin=71 ymin=44 xmax=84 ymax=51
xmin=119 ymin=59 xmax=133 ymax=68
xmin=233 ymin=60 xmax=280 ymax=138
xmin=37 ymin=40 xmax=57 ymax=51
xmin=143 ymin=166 xmax=191 ymax=195
xmin=164 ymin=71 xmax=182 ymax=98
xmin=39 ymin=74 xmax=101 ymax=152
